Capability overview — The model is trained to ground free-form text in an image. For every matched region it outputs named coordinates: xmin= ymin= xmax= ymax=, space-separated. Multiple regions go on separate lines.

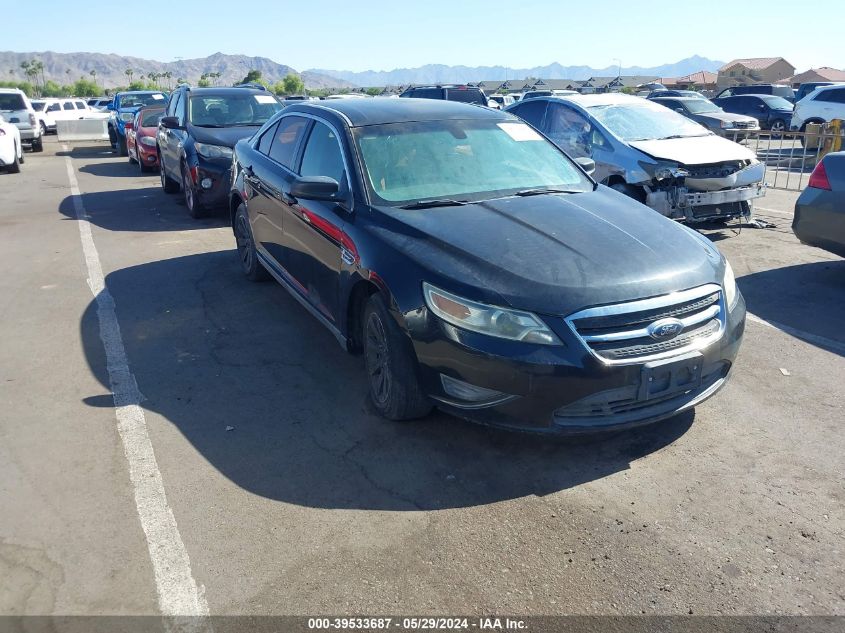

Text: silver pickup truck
xmin=0 ymin=89 xmax=43 ymax=152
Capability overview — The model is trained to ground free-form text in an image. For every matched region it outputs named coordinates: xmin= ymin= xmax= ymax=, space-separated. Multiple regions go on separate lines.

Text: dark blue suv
xmin=108 ymin=90 xmax=167 ymax=155
xmin=710 ymin=94 xmax=794 ymax=134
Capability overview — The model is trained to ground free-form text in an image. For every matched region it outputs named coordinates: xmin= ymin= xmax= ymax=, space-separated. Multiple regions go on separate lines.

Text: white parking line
xmin=747 ymin=312 xmax=845 ymax=355
xmin=64 ymin=148 xmax=211 ymax=621
xmin=755 ymin=206 xmax=794 ymax=218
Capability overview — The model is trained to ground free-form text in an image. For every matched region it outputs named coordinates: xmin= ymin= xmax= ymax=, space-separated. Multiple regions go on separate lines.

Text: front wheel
xmin=609 ymin=182 xmax=646 ymax=203
xmin=234 ymin=203 xmax=269 ymax=282
xmin=117 ymin=135 xmax=127 ymax=156
xmin=363 ymin=294 xmax=432 ymax=421
xmin=182 ymin=163 xmax=204 ymax=218
xmin=769 ymin=119 xmax=786 ymax=138
xmin=31 ymin=137 xmax=43 ymax=152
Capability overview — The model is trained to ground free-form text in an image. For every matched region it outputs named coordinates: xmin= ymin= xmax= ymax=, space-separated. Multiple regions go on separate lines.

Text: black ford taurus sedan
xmin=228 ymin=99 xmax=746 ymax=434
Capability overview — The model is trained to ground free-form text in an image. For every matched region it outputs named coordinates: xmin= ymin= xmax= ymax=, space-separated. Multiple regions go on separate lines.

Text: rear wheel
xmin=31 ymin=136 xmax=43 ymax=152
xmin=117 ymin=134 xmax=127 ymax=156
xmin=7 ymin=143 xmax=20 ymax=173
xmin=128 ymin=145 xmax=137 ymax=164
xmin=40 ymin=121 xmax=47 ymax=136
xmin=159 ymin=153 xmax=179 ymax=193
xmin=234 ymin=203 xmax=269 ymax=281
xmin=363 ymin=294 xmax=432 ymax=421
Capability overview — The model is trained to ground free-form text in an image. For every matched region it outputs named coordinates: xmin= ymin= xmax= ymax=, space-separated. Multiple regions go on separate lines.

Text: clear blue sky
xmin=6 ymin=0 xmax=842 ymax=72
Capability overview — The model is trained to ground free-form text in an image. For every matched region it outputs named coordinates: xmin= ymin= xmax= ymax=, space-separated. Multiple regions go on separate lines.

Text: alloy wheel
xmin=365 ymin=313 xmax=392 ymax=405
xmin=183 ymin=170 xmax=194 ymax=212
xmin=235 ymin=214 xmax=254 ymax=272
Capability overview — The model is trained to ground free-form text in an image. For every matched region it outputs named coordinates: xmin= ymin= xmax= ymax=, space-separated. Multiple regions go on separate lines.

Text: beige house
xmin=788 ymin=67 xmax=845 ymax=87
xmin=717 ymin=57 xmax=795 ymax=88
xmin=663 ymin=70 xmax=718 ymax=91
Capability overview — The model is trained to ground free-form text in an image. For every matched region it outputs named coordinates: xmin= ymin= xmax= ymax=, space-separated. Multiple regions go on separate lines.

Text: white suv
xmin=0 ymin=88 xmax=43 ymax=152
xmin=790 ymin=84 xmax=845 ymax=132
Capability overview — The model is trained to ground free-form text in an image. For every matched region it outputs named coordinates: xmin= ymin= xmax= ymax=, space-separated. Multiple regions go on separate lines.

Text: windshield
xmin=140 ymin=109 xmax=164 ymax=127
xmin=353 ymin=119 xmax=591 ymax=205
xmin=120 ymin=93 xmax=166 ymax=108
xmin=189 ymin=94 xmax=282 ymax=127
xmin=683 ymin=99 xmax=721 ymax=114
xmin=587 ymin=101 xmax=710 ymax=141
xmin=0 ymin=94 xmax=26 ymax=111
xmin=760 ymin=96 xmax=793 ymax=110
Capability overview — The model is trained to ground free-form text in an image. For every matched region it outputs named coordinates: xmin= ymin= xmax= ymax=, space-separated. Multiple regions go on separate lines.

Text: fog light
xmin=147 ymin=155 xmax=156 ymax=162
xmin=201 ymin=178 xmax=213 ymax=189
xmin=440 ymin=374 xmax=515 ymax=408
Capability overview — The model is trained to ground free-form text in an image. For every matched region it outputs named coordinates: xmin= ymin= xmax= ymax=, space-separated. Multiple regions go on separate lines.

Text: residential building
xmin=717 ymin=57 xmax=795 ymax=88
xmin=663 ymin=71 xmax=718 ymax=91
xmin=788 ymin=67 xmax=845 ymax=88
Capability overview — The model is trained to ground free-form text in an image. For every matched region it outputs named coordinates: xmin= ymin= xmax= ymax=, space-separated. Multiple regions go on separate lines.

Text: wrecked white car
xmin=506 ymin=93 xmax=765 ymax=223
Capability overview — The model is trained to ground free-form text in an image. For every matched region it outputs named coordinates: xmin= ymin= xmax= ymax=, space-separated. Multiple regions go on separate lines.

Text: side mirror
xmin=675 ymin=108 xmax=685 ymax=113
xmin=758 ymin=104 xmax=766 ymax=111
xmin=107 ymin=103 xmax=115 ymax=111
xmin=575 ymin=157 xmax=596 ymax=176
xmin=290 ymin=176 xmax=340 ymax=201
xmin=160 ymin=116 xmax=181 ymax=129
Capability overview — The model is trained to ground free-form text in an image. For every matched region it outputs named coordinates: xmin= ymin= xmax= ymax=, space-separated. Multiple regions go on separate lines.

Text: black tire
xmin=39 ymin=121 xmax=47 ymax=136
xmin=128 ymin=150 xmax=137 ymax=165
xmin=117 ymin=135 xmax=127 ymax=156
xmin=31 ymin=136 xmax=43 ymax=152
xmin=769 ymin=119 xmax=786 ymax=138
xmin=609 ymin=182 xmax=646 ymax=203
xmin=7 ymin=143 xmax=20 ymax=173
xmin=159 ymin=153 xmax=179 ymax=193
xmin=182 ymin=162 xmax=205 ymax=218
xmin=108 ymin=125 xmax=117 ymax=149
xmin=798 ymin=121 xmax=823 ymax=147
xmin=234 ymin=203 xmax=269 ymax=282
xmin=363 ymin=294 xmax=432 ymax=421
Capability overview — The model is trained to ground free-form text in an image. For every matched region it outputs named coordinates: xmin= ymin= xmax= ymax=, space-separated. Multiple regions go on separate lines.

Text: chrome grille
xmin=566 ymin=284 xmax=726 ymax=365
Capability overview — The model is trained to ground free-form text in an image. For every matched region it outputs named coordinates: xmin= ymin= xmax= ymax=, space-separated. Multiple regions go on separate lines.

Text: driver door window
xmin=544 ymin=103 xmax=594 ymax=158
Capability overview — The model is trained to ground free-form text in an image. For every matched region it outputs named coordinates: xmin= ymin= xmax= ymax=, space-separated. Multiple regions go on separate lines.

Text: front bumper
xmin=136 ymin=142 xmax=159 ymax=168
xmin=646 ymin=183 xmax=765 ymax=222
xmin=189 ymin=160 xmax=231 ymax=209
xmin=410 ymin=294 xmax=746 ymax=434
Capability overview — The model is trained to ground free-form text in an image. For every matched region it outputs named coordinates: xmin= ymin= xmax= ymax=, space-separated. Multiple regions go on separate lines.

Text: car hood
xmin=629 ymin=134 xmax=757 ymax=165
xmin=188 ymin=124 xmax=261 ymax=148
xmin=370 ymin=186 xmax=723 ymax=316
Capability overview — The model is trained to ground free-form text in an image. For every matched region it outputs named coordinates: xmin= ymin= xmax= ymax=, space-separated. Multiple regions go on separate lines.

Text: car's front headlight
xmin=423 ymin=283 xmax=561 ymax=345
xmin=195 ymin=142 xmax=233 ymax=160
xmin=139 ymin=136 xmax=157 ymax=147
xmin=720 ymin=120 xmax=735 ymax=129
xmin=119 ymin=112 xmax=134 ymax=122
xmin=723 ymin=259 xmax=738 ymax=309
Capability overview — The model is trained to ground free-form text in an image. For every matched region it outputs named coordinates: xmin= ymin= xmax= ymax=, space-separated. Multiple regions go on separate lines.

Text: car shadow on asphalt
xmin=59 ymin=188 xmax=228 ymax=232
xmin=79 ymin=251 xmax=694 ymax=511
xmin=737 ymin=259 xmax=845 ymax=356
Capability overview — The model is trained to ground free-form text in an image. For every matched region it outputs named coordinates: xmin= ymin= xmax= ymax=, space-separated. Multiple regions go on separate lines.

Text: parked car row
xmin=0 ymin=88 xmax=43 ymax=152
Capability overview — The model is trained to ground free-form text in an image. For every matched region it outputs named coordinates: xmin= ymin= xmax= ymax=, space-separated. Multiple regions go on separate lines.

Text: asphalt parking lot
xmin=1 ymin=137 xmax=843 ymax=621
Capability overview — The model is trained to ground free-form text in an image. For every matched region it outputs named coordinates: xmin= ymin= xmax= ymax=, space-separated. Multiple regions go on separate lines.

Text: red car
xmin=126 ymin=106 xmax=164 ymax=172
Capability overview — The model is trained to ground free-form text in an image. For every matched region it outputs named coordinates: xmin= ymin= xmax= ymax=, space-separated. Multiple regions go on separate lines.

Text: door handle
xmin=281 ymin=192 xmax=297 ymax=205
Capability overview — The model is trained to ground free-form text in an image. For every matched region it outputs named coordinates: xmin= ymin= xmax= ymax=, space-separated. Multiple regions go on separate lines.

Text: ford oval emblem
xmin=647 ymin=318 xmax=684 ymax=340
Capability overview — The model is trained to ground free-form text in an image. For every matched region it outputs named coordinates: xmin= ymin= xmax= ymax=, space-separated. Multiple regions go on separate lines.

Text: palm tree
xmin=211 ymin=72 xmax=221 ymax=86
xmin=147 ymin=71 xmax=158 ymax=89
xmin=89 ymin=69 xmax=97 ymax=90
xmin=162 ymin=71 xmax=172 ymax=89
xmin=125 ymin=68 xmax=134 ymax=84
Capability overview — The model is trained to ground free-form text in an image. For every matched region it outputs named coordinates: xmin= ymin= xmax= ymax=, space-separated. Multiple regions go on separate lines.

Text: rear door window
xmin=267 ymin=115 xmax=309 ymax=168
xmin=445 ymin=89 xmax=486 ymax=105
xmin=256 ymin=121 xmax=279 ymax=155
xmin=63 ymin=102 xmax=75 ymax=111
xmin=0 ymin=94 xmax=26 ymax=110
xmin=510 ymin=100 xmax=548 ymax=128
xmin=410 ymin=88 xmax=442 ymax=100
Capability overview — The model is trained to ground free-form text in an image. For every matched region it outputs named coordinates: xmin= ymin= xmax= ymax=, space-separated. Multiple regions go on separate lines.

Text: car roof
xmin=813 ymin=83 xmax=845 ymax=91
xmin=284 ymin=98 xmax=508 ymax=127
xmin=543 ymin=93 xmax=645 ymax=107
xmin=651 ymin=96 xmax=708 ymax=102
xmin=180 ymin=86 xmax=271 ymax=95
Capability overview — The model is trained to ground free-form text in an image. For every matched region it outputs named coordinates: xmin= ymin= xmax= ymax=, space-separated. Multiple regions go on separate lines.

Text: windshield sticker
xmin=151 ymin=94 xmax=164 ymax=100
xmin=497 ymin=123 xmax=542 ymax=141
xmin=254 ymin=95 xmax=276 ymax=104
